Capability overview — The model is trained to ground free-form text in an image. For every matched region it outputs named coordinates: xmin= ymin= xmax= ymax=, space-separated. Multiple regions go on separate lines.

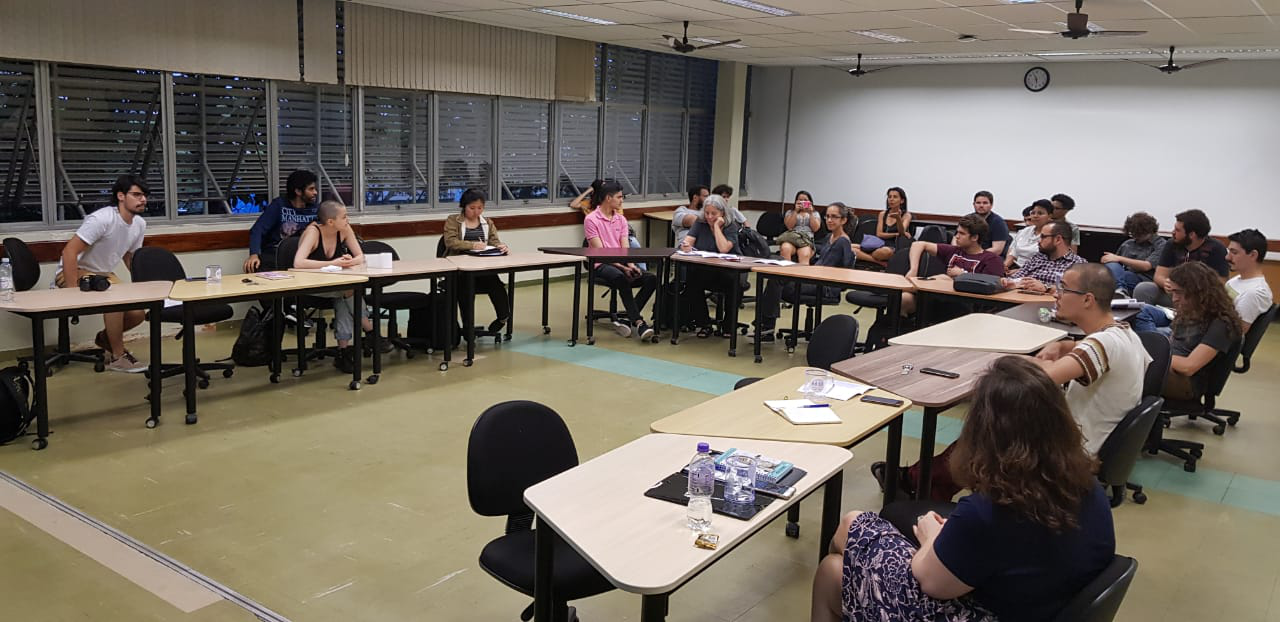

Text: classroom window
xmin=603 ymin=106 xmax=643 ymax=196
xmin=556 ymin=103 xmax=599 ymax=199
xmin=172 ymin=74 xmax=271 ymax=216
xmin=686 ymin=113 xmax=715 ymax=191
xmin=278 ymin=83 xmax=354 ymax=205
xmin=438 ymin=95 xmax=493 ymax=204
xmin=646 ymin=110 xmax=684 ymax=196
xmin=0 ymin=60 xmax=42 ymax=224
xmin=50 ymin=64 xmax=168 ymax=220
xmin=498 ymin=98 xmax=549 ymax=202
xmin=362 ymin=88 xmax=430 ymax=207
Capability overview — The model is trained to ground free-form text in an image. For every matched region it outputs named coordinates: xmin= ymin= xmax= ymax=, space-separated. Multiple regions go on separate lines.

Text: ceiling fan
xmin=663 ymin=21 xmax=741 ymax=54
xmin=1131 ymin=46 xmax=1229 ymax=74
xmin=846 ymin=53 xmax=895 ymax=77
xmin=1009 ymin=0 xmax=1147 ymax=39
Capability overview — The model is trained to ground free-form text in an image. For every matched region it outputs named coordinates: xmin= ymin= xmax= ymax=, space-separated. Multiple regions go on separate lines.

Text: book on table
xmin=764 ymin=399 xmax=841 ymax=424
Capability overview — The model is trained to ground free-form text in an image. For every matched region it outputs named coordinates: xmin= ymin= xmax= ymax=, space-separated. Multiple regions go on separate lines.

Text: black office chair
xmin=1097 ymin=396 xmax=1163 ymax=507
xmin=467 ymin=401 xmax=614 ymax=622
xmin=1150 ymin=336 xmax=1241 ymax=472
xmin=578 ymin=238 xmax=621 ymax=326
xmin=130 ymin=247 xmax=235 ymax=398
xmin=359 ymin=240 xmax=434 ymax=356
xmin=1206 ymin=303 xmax=1276 ymax=429
xmin=4 ymin=237 xmax=106 ymax=375
xmin=1050 ymin=555 xmax=1139 ymax=622
xmin=734 ymin=315 xmax=858 ymax=390
xmin=436 ymin=237 xmax=504 ymax=345
xmin=756 ymin=211 xmax=787 ymax=249
xmin=276 ymin=236 xmax=341 ymax=374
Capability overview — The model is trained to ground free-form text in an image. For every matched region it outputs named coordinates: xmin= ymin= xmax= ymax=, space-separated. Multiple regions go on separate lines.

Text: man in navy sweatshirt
xmin=243 ymin=170 xmax=319 ymax=272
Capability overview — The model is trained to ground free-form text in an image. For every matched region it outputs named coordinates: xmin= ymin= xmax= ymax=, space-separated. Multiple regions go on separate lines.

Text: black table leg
xmin=505 ymin=270 xmax=515 ymax=342
xmin=641 ymin=593 xmax=670 ymax=622
xmin=819 ymin=470 xmax=844 ymax=562
xmin=883 ymin=417 xmax=903 ymax=506
xmin=916 ymin=407 xmax=940 ymax=500
xmin=916 ymin=291 xmax=930 ymax=330
xmin=464 ymin=273 xmax=476 ymax=367
xmin=533 ymin=517 xmax=555 ymax=622
xmin=146 ymin=303 xmax=161 ymax=428
xmin=727 ymin=273 xmax=739 ymax=358
xmin=294 ymin=295 xmax=308 ymax=375
xmin=270 ymin=298 xmax=283 ymax=383
xmin=350 ymin=287 xmax=363 ymax=390
xmin=29 ymin=317 xmax=48 ymax=450
xmin=586 ymin=262 xmax=596 ymax=346
xmin=368 ymin=285 xmax=381 ymax=385
xmin=789 ymin=287 xmax=801 ymax=353
xmin=645 ymin=218 xmax=653 ymax=247
xmin=889 ymin=290 xmax=903 ymax=344
xmin=441 ymin=274 xmax=454 ymax=371
xmin=569 ymin=263 xmax=580 ymax=347
xmin=671 ymin=265 xmax=683 ymax=345
xmin=541 ymin=268 xmax=550 ymax=334
xmin=183 ymin=304 xmax=197 ymax=425
xmin=753 ymin=272 xmax=764 ymax=363
xmin=650 ymin=260 xmax=664 ymax=342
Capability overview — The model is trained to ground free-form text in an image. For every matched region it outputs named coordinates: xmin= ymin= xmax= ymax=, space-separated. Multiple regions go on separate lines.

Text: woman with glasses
xmin=750 ymin=203 xmax=856 ymax=342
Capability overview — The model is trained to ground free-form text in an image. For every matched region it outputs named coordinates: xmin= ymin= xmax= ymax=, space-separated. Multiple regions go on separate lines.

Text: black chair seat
xmin=159 ymin=303 xmax=234 ymax=325
xmin=845 ymin=290 xmax=888 ymax=308
xmin=479 ymin=529 xmax=614 ymax=600
xmin=376 ymin=291 xmax=432 ymax=310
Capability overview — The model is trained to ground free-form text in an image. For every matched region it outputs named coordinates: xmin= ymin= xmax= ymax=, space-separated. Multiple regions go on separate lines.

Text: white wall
xmin=746 ymin=61 xmax=1280 ymax=237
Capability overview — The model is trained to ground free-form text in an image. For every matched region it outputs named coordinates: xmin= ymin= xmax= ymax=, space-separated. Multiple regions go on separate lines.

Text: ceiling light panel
xmin=852 ymin=30 xmax=916 ymax=43
xmin=529 ymin=8 xmax=616 ymax=25
xmin=715 ymin=0 xmax=794 ymax=17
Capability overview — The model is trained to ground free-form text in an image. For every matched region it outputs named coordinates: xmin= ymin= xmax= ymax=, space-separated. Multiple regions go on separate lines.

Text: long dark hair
xmin=886 ymin=187 xmax=908 ymax=213
xmin=950 ymin=357 xmax=1099 ymax=532
xmin=1169 ymin=261 xmax=1242 ymax=342
xmin=459 ymin=188 xmax=486 ymax=211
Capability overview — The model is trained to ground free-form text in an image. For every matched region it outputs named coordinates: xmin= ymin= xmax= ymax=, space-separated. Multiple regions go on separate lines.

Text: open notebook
xmin=764 ymin=399 xmax=841 ymax=425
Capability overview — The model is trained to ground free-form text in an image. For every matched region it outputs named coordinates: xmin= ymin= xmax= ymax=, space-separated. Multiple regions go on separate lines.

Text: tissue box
xmin=368 ymin=253 xmax=393 ymax=269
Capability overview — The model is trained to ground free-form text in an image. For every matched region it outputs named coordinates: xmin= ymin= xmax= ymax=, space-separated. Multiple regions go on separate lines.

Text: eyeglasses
xmin=1055 ymin=286 xmax=1088 ymax=298
xmin=1039 ymin=233 xmax=1060 ymax=240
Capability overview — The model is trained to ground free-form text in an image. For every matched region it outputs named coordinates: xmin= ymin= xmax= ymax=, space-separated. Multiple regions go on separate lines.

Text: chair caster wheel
xmin=464 ymin=359 xmax=473 ymax=367
xmin=46 ymin=367 xmax=55 ymax=378
xmin=728 ymin=349 xmax=736 ymax=357
xmin=587 ymin=338 xmax=595 ymax=346
xmin=1228 ymin=416 xmax=1239 ymax=426
xmin=740 ymin=326 xmax=748 ymax=335
xmin=145 ymin=417 xmax=158 ymax=429
xmin=31 ymin=437 xmax=47 ymax=450
xmin=786 ymin=347 xmax=795 ymax=354
xmin=1191 ymin=448 xmax=1203 ymax=458
xmin=1212 ymin=424 xmax=1225 ymax=435
xmin=405 ymin=351 xmax=415 ymax=359
xmin=269 ymin=373 xmax=280 ymax=383
xmin=567 ymin=340 xmax=576 ymax=347
xmin=1183 ymin=462 xmax=1196 ymax=473
xmin=543 ymin=326 xmax=551 ymax=334
xmin=426 ymin=348 xmax=435 ymax=355
xmin=349 ymin=380 xmax=360 ymax=390
xmin=785 ymin=522 xmax=800 ymax=538
xmin=367 ymin=374 xmax=379 ymax=385
xmin=198 ymin=379 xmax=210 ymax=390
xmin=223 ymin=369 xmax=234 ymax=378
xmin=754 ymin=356 xmax=762 ymax=363
xmin=1133 ymin=491 xmax=1147 ymax=504
xmin=439 ymin=362 xmax=449 ymax=371
xmin=292 ymin=369 xmax=303 ymax=377
xmin=185 ymin=414 xmax=197 ymax=425
xmin=94 ymin=361 xmax=105 ymax=373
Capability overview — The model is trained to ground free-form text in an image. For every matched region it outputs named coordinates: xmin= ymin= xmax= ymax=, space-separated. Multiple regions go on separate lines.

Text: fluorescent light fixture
xmin=716 ymin=0 xmax=793 ymax=17
xmin=852 ymin=30 xmax=914 ymax=43
xmin=530 ymin=8 xmax=616 ymax=25
xmin=1002 ymin=0 xmax=1040 ymax=4
xmin=692 ymin=37 xmax=747 ymax=48
xmin=1033 ymin=51 xmax=1093 ymax=56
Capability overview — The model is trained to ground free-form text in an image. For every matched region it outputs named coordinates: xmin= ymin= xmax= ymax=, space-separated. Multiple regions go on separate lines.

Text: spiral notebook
xmin=764 ymin=399 xmax=841 ymax=425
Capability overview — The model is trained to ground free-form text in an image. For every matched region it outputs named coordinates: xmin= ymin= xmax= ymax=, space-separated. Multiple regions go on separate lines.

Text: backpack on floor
xmin=407 ymin=293 xmax=462 ymax=351
xmin=0 ymin=366 xmax=35 ymax=445
xmin=231 ymin=305 xmax=275 ymax=367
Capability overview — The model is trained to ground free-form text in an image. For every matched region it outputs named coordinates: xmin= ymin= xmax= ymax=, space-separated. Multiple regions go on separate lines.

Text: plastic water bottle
xmin=686 ymin=442 xmax=715 ymax=531
xmin=0 ymin=258 xmax=13 ymax=302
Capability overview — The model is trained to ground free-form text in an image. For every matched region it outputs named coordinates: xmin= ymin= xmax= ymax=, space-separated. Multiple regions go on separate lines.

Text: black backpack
xmin=231 ymin=305 xmax=276 ymax=367
xmin=0 ymin=366 xmax=35 ymax=445
xmin=737 ymin=228 xmax=771 ymax=259
xmin=407 ymin=292 xmax=462 ymax=351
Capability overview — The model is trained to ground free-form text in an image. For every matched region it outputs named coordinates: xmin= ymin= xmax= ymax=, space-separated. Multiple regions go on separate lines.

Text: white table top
xmin=445 ymin=252 xmax=585 ymax=271
xmin=290 ymin=258 xmax=457 ymax=278
xmin=524 ymin=433 xmax=852 ymax=595
xmin=888 ymin=312 xmax=1067 ymax=354
xmin=168 ymin=271 xmax=368 ymax=301
xmin=0 ymin=281 xmax=174 ymax=313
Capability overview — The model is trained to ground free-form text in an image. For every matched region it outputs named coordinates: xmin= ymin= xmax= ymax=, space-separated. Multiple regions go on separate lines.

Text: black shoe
xmin=870 ymin=461 xmax=915 ymax=497
xmin=636 ymin=322 xmax=655 ymax=342
xmin=363 ymin=332 xmax=395 ymax=355
xmin=333 ymin=348 xmax=355 ymax=374
xmin=487 ymin=317 xmax=508 ymax=333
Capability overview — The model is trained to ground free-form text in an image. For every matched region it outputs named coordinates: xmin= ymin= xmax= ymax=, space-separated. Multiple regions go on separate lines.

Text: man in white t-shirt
xmin=1034 ymin=263 xmax=1151 ymax=454
xmin=55 ymin=174 xmax=149 ymax=372
xmin=1226 ymin=228 xmax=1274 ymax=334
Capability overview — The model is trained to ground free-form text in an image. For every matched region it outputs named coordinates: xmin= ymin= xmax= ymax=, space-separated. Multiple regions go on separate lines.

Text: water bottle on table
xmin=0 ymin=258 xmax=13 ymax=302
xmin=686 ymin=442 xmax=715 ymax=531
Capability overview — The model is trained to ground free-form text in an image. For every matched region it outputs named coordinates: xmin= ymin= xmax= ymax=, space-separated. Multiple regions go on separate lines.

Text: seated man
xmin=1130 ymin=227 xmax=1268 ymax=335
xmin=965 ymin=190 xmax=1010 ymax=256
xmin=999 ymin=221 xmax=1086 ymax=294
xmin=1049 ymin=193 xmax=1082 ymax=252
xmin=900 ymin=213 xmax=1003 ymax=316
xmin=671 ymin=184 xmax=709 ymax=243
xmin=586 ymin=181 xmax=657 ymax=341
xmin=244 ymin=169 xmax=318 ymax=272
xmin=1134 ymin=208 xmax=1229 ymax=307
xmin=1033 ymin=263 xmax=1150 ymax=454
xmin=1101 ymin=211 xmax=1166 ymax=296
xmin=55 ymin=174 xmax=149 ymax=372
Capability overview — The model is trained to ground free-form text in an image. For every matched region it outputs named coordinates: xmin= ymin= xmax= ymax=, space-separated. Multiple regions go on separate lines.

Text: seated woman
xmin=859 ymin=186 xmax=911 ymax=264
xmin=1005 ymin=199 xmax=1052 ymax=273
xmin=1163 ymin=261 xmax=1242 ymax=401
xmin=293 ymin=200 xmax=382 ymax=373
xmin=679 ymin=195 xmax=742 ymax=337
xmin=777 ymin=190 xmax=820 ymax=264
xmin=442 ymin=188 xmax=511 ymax=333
xmin=812 ymin=356 xmax=1115 ymax=622
xmin=751 ymin=204 xmax=855 ymax=341
xmin=585 ymin=181 xmax=657 ymax=341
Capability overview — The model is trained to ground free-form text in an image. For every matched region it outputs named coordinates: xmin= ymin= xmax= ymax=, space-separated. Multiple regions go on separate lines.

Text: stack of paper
xmin=764 ymin=399 xmax=841 ymax=425
xmin=795 ymin=380 xmax=872 ymax=401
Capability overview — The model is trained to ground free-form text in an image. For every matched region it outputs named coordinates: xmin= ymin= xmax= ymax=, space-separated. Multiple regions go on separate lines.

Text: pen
xmin=799 ymin=404 xmax=831 ymax=408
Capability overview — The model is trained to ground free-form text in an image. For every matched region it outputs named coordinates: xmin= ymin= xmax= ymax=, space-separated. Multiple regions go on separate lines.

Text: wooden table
xmin=0 ymin=282 xmax=172 ymax=448
xmin=642 ymin=210 xmax=676 ymax=247
xmin=997 ymin=302 xmax=1140 ymax=338
xmin=651 ymin=366 xmax=912 ymax=552
xmin=538 ymin=247 xmax=675 ymax=346
xmin=294 ymin=258 xmax=459 ymax=375
xmin=888 ymin=312 xmax=1067 ymax=354
xmin=909 ymin=275 xmax=1054 ymax=326
xmin=524 ymin=433 xmax=852 ymax=622
xmin=831 ymin=345 xmax=1007 ymax=501
xmin=445 ymin=252 xmax=586 ymax=366
xmin=750 ymin=265 xmax=915 ymax=362
xmin=169 ymin=271 xmax=369 ymax=422
xmin=671 ymin=254 xmax=759 ymax=357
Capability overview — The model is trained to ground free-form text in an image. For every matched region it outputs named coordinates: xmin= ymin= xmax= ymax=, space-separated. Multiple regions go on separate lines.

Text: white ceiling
xmin=351 ymin=0 xmax=1280 ymax=66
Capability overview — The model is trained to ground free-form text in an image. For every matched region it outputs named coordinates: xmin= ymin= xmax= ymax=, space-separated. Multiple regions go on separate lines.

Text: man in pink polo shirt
xmin=585 ymin=180 xmax=657 ymax=341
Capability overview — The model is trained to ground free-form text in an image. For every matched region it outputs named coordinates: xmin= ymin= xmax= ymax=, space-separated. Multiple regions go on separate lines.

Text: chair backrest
xmin=884 ymin=246 xmax=913 ymax=276
xmin=1137 ymin=331 xmax=1171 ymax=399
xmin=435 ymin=236 xmax=447 ymax=259
xmin=807 ymin=315 xmax=859 ymax=370
xmin=756 ymin=212 xmax=787 ymax=238
xmin=1 ymin=237 xmax=41 ymax=291
xmin=276 ymin=235 xmax=300 ymax=270
xmin=1202 ymin=336 xmax=1244 ymax=401
xmin=1097 ymin=396 xmax=1164 ymax=489
xmin=850 ymin=215 xmax=878 ymax=241
xmin=1236 ymin=303 xmax=1277 ymax=373
xmin=467 ymin=400 xmax=579 ymax=518
xmin=130 ymin=246 xmax=187 ymax=282
xmin=1051 ymin=555 xmax=1138 ymax=622
xmin=360 ymin=239 xmax=401 ymax=260
xmin=918 ymin=224 xmax=948 ymax=244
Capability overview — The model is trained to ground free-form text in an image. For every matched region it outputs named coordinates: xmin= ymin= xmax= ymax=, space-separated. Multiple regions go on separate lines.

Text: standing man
xmin=1050 ymin=193 xmax=1082 ymax=252
xmin=56 ymin=174 xmax=149 ymax=372
xmin=1134 ymin=209 xmax=1229 ymax=306
xmin=1225 ymin=228 xmax=1273 ymax=333
xmin=1000 ymin=221 xmax=1086 ymax=294
xmin=244 ymin=170 xmax=319 ymax=272
xmin=964 ymin=190 xmax=1010 ymax=256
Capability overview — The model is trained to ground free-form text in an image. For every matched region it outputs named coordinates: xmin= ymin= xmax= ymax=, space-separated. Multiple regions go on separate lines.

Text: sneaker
xmin=636 ymin=322 xmax=655 ymax=342
xmin=748 ymin=327 xmax=775 ymax=342
xmin=106 ymin=351 xmax=147 ymax=373
xmin=612 ymin=321 xmax=632 ymax=338
xmin=364 ymin=332 xmax=395 ymax=354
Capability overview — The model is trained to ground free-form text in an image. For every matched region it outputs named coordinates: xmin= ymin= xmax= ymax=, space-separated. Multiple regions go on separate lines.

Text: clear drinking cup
xmin=205 ymin=264 xmax=222 ymax=283
xmin=724 ymin=454 xmax=757 ymax=505
xmin=803 ymin=368 xmax=834 ymax=401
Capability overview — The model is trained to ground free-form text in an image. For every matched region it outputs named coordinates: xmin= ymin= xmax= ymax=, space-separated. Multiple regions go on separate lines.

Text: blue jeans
xmin=1131 ymin=304 xmax=1172 ymax=335
xmin=1105 ymin=262 xmax=1146 ymax=295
